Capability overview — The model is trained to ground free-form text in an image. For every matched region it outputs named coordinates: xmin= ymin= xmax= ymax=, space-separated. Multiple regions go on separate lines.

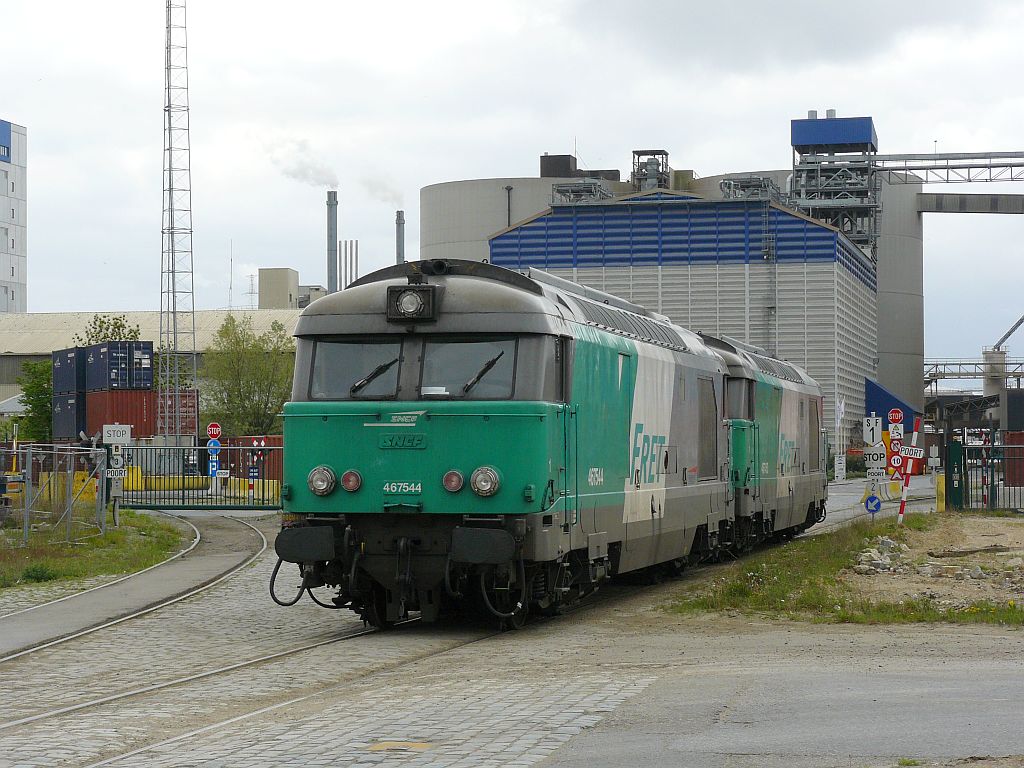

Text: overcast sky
xmin=6 ymin=0 xmax=1024 ymax=360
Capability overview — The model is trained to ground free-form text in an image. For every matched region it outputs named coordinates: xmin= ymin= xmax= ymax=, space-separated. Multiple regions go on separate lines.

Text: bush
xmin=21 ymin=563 xmax=59 ymax=583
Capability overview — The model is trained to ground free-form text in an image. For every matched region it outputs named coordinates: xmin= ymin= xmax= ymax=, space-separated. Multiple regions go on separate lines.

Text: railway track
xmin=0 ymin=515 xmax=267 ymax=663
xmin=0 ymin=511 xmax=203 ymax=621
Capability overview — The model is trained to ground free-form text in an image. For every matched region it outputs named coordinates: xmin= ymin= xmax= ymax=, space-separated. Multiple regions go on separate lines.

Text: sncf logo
xmin=379 ymin=433 xmax=427 ymax=449
xmin=631 ymin=423 xmax=666 ymax=485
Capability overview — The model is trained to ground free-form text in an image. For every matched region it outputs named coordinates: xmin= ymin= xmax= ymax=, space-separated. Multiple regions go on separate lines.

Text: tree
xmin=200 ymin=315 xmax=295 ymax=436
xmin=16 ymin=359 xmax=53 ymax=442
xmin=72 ymin=314 xmax=141 ymax=346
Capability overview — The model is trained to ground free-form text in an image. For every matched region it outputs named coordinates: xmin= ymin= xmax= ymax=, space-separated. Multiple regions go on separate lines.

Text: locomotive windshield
xmin=421 ymin=338 xmax=516 ymax=399
xmin=307 ymin=336 xmax=524 ymax=401
xmin=310 ymin=339 xmax=402 ymax=399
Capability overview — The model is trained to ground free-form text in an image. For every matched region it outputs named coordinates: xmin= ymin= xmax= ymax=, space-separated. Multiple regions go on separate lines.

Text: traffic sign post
xmin=865 ymin=494 xmax=882 ymax=518
xmin=897 ymin=415 xmax=922 ymax=526
xmin=863 ymin=414 xmax=882 ymax=445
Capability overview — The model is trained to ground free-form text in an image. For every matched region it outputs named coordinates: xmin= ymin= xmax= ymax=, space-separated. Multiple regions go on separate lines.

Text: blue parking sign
xmin=208 ymin=459 xmax=219 ymax=477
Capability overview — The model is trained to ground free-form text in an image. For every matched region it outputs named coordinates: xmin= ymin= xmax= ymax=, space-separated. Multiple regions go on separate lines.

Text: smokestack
xmin=327 ymin=190 xmax=338 ymax=293
xmin=396 ymin=210 xmax=405 ymax=264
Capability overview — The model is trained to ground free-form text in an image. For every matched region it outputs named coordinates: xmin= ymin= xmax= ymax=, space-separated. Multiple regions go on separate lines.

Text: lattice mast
xmin=158 ymin=0 xmax=198 ymax=438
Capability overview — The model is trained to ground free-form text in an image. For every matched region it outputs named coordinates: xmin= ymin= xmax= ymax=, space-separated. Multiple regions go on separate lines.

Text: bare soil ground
xmin=845 ymin=514 xmax=1024 ymax=609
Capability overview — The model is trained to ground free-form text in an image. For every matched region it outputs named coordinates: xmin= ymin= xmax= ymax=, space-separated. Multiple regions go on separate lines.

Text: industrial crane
xmin=993 ymin=312 xmax=1024 ymax=351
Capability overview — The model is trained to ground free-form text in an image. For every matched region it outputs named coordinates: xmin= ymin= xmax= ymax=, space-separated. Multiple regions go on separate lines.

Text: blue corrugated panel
xmin=52 ymin=348 xmax=86 ymax=395
xmin=791 ymin=116 xmax=878 ymax=152
xmin=489 ymin=198 xmax=878 ymax=290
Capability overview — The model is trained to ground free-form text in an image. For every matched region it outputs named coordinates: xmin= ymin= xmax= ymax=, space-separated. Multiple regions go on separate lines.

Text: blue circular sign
xmin=207 ymin=438 xmax=221 ymax=456
xmin=865 ymin=495 xmax=882 ymax=515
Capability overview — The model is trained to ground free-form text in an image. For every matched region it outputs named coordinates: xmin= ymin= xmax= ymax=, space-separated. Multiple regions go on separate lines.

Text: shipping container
xmin=156 ymin=389 xmax=199 ymax=432
xmin=130 ymin=341 xmax=155 ymax=389
xmin=52 ymin=347 xmax=86 ymax=395
xmin=85 ymin=341 xmax=155 ymax=391
xmin=52 ymin=393 xmax=87 ymax=440
xmin=86 ymin=390 xmax=157 ymax=439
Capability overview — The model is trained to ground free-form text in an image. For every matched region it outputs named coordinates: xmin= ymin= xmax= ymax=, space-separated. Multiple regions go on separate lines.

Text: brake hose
xmin=269 ymin=557 xmax=305 ymax=606
xmin=479 ymin=558 xmax=527 ymax=619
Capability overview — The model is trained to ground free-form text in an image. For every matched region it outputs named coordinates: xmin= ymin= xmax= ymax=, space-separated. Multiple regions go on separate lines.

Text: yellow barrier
xmin=144 ymin=475 xmax=210 ymax=492
xmin=32 ymin=471 xmax=100 ymax=503
xmin=936 ymin=473 xmax=946 ymax=512
xmin=224 ymin=477 xmax=280 ymax=500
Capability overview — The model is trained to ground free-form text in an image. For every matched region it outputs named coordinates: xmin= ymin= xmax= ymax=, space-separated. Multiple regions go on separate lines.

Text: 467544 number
xmin=382 ymin=482 xmax=422 ymax=494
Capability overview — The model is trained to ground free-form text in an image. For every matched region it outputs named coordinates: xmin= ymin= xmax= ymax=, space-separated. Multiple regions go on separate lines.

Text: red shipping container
xmin=86 ymin=390 xmax=157 ymax=439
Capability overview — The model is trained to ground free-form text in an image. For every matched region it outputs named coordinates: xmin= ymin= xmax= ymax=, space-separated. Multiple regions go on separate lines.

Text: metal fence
xmin=1 ymin=444 xmax=109 ymax=547
xmin=951 ymin=443 xmax=1024 ymax=511
xmin=119 ymin=445 xmax=282 ymax=511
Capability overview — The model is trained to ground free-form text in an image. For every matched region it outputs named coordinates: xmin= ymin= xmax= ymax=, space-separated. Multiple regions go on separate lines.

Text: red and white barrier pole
xmin=897 ymin=416 xmax=922 ymax=526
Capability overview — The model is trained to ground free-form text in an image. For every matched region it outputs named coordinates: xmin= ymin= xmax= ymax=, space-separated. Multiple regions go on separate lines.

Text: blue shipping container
xmin=51 ymin=347 xmax=86 ymax=395
xmin=86 ymin=341 xmax=155 ymax=391
xmin=86 ymin=343 xmax=129 ymax=391
xmin=51 ymin=393 xmax=86 ymax=440
xmin=130 ymin=341 xmax=155 ymax=389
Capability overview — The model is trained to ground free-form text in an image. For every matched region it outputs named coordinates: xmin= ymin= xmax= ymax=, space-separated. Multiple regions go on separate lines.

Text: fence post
xmin=65 ymin=449 xmax=75 ymax=543
xmin=22 ymin=445 xmax=32 ymax=546
xmin=96 ymin=450 xmax=107 ymax=534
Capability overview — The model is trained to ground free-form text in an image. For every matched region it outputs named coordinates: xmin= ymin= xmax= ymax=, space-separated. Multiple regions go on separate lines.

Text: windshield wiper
xmin=462 ymin=350 xmax=505 ymax=394
xmin=350 ymin=357 xmax=399 ymax=395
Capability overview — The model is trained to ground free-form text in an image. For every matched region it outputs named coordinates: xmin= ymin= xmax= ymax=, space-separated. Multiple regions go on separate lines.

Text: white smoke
xmin=358 ymin=176 xmax=404 ymax=208
xmin=271 ymin=139 xmax=339 ymax=188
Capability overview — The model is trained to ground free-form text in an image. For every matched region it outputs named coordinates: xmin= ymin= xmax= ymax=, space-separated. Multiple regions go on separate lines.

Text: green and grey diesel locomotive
xmin=273 ymin=259 xmax=827 ymax=627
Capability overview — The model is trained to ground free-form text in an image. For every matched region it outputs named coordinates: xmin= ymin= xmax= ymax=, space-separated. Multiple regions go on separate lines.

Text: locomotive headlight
xmin=397 ymin=289 xmax=424 ymax=316
xmin=307 ymin=466 xmax=337 ymax=496
xmin=470 ymin=466 xmax=500 ymax=497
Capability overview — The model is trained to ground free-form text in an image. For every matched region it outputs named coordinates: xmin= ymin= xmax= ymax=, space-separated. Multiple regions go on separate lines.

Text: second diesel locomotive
xmin=273 ymin=259 xmax=827 ymax=626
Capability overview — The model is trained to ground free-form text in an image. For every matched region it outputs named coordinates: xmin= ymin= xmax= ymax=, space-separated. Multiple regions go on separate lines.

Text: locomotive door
xmin=562 ymin=402 xmax=578 ymax=539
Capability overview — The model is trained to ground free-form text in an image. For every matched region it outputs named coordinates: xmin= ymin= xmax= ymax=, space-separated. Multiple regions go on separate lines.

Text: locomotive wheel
xmin=364 ymin=585 xmax=393 ymax=630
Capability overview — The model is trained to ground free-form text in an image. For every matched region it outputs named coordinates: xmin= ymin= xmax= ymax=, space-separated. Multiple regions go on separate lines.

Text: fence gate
xmin=1 ymin=444 xmax=109 ymax=548
xmin=118 ymin=445 xmax=282 ymax=511
xmin=947 ymin=440 xmax=1024 ymax=511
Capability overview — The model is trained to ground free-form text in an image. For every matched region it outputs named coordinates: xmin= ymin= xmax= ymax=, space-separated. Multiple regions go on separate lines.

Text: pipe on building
xmin=396 ymin=210 xmax=405 ymax=264
xmin=327 ymin=191 xmax=338 ymax=293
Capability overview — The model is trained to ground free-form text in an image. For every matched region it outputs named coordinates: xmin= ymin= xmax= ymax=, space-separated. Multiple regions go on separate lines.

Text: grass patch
xmin=897 ymin=760 xmax=923 ymax=767
xmin=0 ymin=510 xmax=183 ymax=589
xmin=671 ymin=512 xmax=1024 ymax=626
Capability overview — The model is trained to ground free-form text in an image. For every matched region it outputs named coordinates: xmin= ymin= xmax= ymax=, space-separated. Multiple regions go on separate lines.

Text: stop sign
xmin=207 ymin=422 xmax=222 ymax=440
xmin=888 ymin=408 xmax=904 ymax=425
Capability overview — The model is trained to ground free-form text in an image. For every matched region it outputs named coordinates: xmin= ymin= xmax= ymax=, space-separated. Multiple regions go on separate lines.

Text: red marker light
xmin=443 ymin=470 xmax=464 ymax=493
xmin=341 ymin=470 xmax=362 ymax=492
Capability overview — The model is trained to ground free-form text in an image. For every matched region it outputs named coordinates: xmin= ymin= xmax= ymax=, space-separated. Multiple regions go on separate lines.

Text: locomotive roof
xmin=297 ymin=259 xmax=715 ymax=360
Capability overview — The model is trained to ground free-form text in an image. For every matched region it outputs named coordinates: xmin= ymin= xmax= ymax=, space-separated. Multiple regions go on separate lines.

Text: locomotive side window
xmin=309 ymin=339 xmax=402 ymax=400
xmin=420 ymin=338 xmax=517 ymax=399
xmin=725 ymin=378 xmax=752 ymax=420
xmin=698 ymin=377 xmax=718 ymax=480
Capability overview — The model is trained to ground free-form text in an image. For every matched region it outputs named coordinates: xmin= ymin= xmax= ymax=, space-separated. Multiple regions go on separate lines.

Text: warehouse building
xmin=0 ymin=310 xmax=301 ymax=404
xmin=0 ymin=118 xmax=27 ymax=313
xmin=419 ymin=116 xmax=928 ymax=450
xmin=488 ymin=189 xmax=876 ymax=447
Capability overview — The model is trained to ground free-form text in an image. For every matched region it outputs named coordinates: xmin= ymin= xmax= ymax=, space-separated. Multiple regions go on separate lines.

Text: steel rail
xmin=0 ymin=619 xmax=415 ymax=732
xmin=0 ymin=516 xmax=267 ymax=664
xmin=0 ymin=511 xmax=202 ymax=620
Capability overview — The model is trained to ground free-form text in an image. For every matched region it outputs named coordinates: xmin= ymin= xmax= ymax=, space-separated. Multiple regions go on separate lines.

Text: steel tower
xmin=158 ymin=0 xmax=198 ymax=439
